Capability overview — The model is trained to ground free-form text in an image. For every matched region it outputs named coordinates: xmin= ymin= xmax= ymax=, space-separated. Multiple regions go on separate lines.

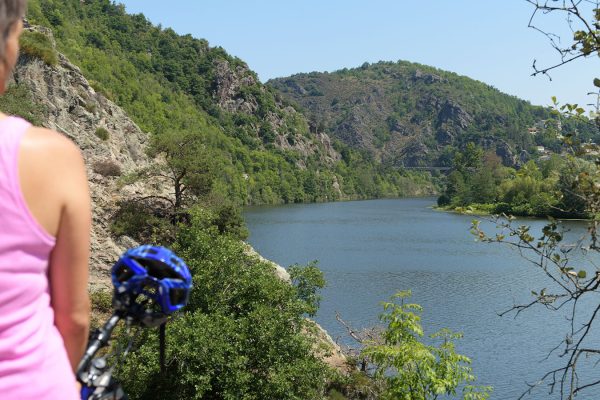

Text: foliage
xmin=19 ymin=30 xmax=58 ymax=65
xmin=526 ymin=0 xmax=600 ymax=87
xmin=25 ymin=0 xmax=434 ymax=206
xmin=327 ymin=370 xmax=384 ymax=400
xmin=0 ymin=83 xmax=47 ymax=125
xmin=89 ymin=289 xmax=112 ymax=315
xmin=115 ymin=209 xmax=330 ymax=400
xmin=144 ymin=129 xmax=215 ymax=211
xmin=360 ymin=291 xmax=491 ymax=400
xmin=209 ymin=201 xmax=249 ymax=240
xmin=92 ymin=159 xmax=121 ymax=177
xmin=94 ymin=127 xmax=109 ymax=141
xmin=288 ymin=262 xmax=326 ymax=317
xmin=89 ymin=289 xmax=113 ymax=330
xmin=465 ymin=4 xmax=600 ymax=397
xmin=110 ymin=199 xmax=177 ymax=245
xmin=436 ymin=139 xmax=600 ymax=218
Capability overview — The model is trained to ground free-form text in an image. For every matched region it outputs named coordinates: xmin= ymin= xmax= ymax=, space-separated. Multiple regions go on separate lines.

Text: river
xmin=244 ymin=197 xmax=600 ymax=399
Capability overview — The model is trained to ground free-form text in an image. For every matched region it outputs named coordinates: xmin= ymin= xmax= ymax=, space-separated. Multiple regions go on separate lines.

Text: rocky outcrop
xmin=213 ymin=59 xmax=258 ymax=114
xmin=436 ymin=99 xmax=472 ymax=130
xmin=211 ymin=59 xmax=341 ymax=167
xmin=243 ymin=244 xmax=290 ymax=282
xmin=269 ymin=60 xmax=545 ymax=169
xmin=480 ymin=137 xmax=519 ymax=168
xmin=304 ymin=319 xmax=350 ymax=375
xmin=13 ymin=43 xmax=162 ymax=290
xmin=413 ymin=69 xmax=445 ymax=84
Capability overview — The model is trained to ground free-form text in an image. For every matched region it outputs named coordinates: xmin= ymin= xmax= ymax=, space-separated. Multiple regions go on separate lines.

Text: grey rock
xmin=413 ymin=69 xmax=445 ymax=84
xmin=12 ymin=33 xmax=163 ymax=290
xmin=437 ymin=99 xmax=472 ymax=130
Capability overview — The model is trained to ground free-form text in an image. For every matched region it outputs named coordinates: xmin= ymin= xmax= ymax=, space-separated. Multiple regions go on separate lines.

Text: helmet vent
xmin=133 ymin=257 xmax=181 ymax=280
xmin=115 ymin=265 xmax=134 ymax=283
xmin=170 ymin=257 xmax=182 ymax=267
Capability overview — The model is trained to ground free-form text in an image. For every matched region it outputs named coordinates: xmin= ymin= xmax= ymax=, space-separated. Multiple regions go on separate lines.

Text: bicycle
xmin=77 ymin=245 xmax=192 ymax=400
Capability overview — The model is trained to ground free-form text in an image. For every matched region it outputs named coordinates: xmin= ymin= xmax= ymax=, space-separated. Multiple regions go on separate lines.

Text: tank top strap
xmin=0 ymin=116 xmax=54 ymax=245
xmin=0 ymin=116 xmax=31 ymax=195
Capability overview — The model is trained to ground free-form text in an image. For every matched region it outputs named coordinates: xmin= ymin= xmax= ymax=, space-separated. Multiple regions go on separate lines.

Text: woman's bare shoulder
xmin=18 ymin=127 xmax=89 ymax=236
xmin=21 ymin=126 xmax=84 ymax=161
xmin=19 ymin=126 xmax=87 ymax=193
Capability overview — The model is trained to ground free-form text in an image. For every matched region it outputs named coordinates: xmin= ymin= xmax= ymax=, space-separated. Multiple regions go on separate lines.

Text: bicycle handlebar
xmin=77 ymin=313 xmax=121 ymax=379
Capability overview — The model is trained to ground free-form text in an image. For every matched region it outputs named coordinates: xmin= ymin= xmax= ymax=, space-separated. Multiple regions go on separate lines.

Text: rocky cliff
xmin=211 ymin=57 xmax=341 ymax=166
xmin=12 ymin=31 xmax=160 ymax=289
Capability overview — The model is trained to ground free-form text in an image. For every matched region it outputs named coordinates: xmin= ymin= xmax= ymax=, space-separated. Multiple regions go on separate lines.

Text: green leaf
xmin=578 ymin=270 xmax=587 ymax=279
xmin=593 ymin=78 xmax=600 ymax=88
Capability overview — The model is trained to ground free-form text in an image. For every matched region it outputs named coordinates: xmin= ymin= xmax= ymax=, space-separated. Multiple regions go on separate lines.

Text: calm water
xmin=244 ymin=198 xmax=600 ymax=399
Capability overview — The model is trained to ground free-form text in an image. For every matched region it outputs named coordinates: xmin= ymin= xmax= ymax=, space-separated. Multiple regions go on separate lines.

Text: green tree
xmin=470 ymin=168 xmax=496 ymax=204
xmin=556 ymin=157 xmax=598 ymax=217
xmin=361 ymin=291 xmax=491 ymax=400
xmin=453 ymin=142 xmax=484 ymax=174
xmin=288 ymin=262 xmax=326 ymax=318
xmin=117 ymin=209 xmax=330 ymax=400
xmin=145 ymin=130 xmax=215 ymax=212
xmin=444 ymin=170 xmax=468 ymax=206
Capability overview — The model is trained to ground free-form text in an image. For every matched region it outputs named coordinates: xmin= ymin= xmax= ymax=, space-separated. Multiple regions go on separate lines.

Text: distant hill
xmin=23 ymin=0 xmax=435 ymax=203
xmin=268 ymin=61 xmax=598 ymax=168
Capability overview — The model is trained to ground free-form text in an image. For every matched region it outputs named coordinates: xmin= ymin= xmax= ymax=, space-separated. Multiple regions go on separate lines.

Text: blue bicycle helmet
xmin=111 ymin=245 xmax=192 ymax=326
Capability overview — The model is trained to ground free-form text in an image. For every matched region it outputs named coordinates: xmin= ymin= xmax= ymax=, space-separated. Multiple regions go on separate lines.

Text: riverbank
xmin=435 ymin=202 xmax=593 ymax=221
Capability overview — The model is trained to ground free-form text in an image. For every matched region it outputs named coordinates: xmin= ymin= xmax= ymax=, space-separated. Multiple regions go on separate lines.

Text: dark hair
xmin=0 ymin=0 xmax=26 ymax=58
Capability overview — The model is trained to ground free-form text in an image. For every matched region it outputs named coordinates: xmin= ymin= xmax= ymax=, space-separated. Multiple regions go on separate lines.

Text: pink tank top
xmin=0 ymin=117 xmax=78 ymax=399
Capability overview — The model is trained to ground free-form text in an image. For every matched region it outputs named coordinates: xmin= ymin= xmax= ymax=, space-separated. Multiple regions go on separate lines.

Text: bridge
xmin=401 ymin=166 xmax=452 ymax=172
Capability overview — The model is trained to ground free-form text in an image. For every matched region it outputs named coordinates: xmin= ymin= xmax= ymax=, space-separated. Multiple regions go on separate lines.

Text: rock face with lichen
xmin=268 ymin=61 xmax=556 ymax=168
xmin=12 ymin=45 xmax=160 ymax=289
xmin=211 ymin=58 xmax=341 ymax=166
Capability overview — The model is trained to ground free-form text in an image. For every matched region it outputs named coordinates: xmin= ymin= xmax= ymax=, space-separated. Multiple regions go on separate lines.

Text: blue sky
xmin=117 ymin=1 xmax=600 ymax=112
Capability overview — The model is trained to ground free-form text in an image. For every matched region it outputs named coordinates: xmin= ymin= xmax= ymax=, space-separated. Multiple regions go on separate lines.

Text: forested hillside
xmin=22 ymin=0 xmax=435 ymax=204
xmin=269 ymin=61 xmax=598 ymax=168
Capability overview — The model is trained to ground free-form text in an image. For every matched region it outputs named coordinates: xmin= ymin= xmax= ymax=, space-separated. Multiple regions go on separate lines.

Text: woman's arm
xmin=20 ymin=127 xmax=91 ymax=371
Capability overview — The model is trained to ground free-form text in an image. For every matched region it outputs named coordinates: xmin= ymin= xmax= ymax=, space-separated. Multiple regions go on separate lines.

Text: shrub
xmin=19 ymin=30 xmax=58 ymax=66
xmin=362 ymin=291 xmax=491 ymax=399
xmin=93 ymin=160 xmax=121 ymax=177
xmin=110 ymin=199 xmax=176 ymax=245
xmin=84 ymin=102 xmax=97 ymax=113
xmin=211 ymin=202 xmax=248 ymax=239
xmin=0 ymin=83 xmax=47 ymax=125
xmin=289 ymin=262 xmax=326 ymax=317
xmin=90 ymin=289 xmax=113 ymax=315
xmin=116 ymin=172 xmax=140 ymax=189
xmin=95 ymin=127 xmax=109 ymax=141
xmin=115 ymin=209 xmax=330 ymax=399
xmin=89 ymin=289 xmax=113 ymax=329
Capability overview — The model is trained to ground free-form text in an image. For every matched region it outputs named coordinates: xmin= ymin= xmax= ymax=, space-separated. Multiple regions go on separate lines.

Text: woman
xmin=0 ymin=1 xmax=91 ymax=398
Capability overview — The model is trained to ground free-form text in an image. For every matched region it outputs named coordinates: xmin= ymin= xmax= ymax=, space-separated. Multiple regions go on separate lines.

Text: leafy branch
xmin=472 ymin=215 xmax=600 ymax=398
xmin=527 ymin=0 xmax=600 ymax=79
xmin=337 ymin=291 xmax=491 ymax=400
